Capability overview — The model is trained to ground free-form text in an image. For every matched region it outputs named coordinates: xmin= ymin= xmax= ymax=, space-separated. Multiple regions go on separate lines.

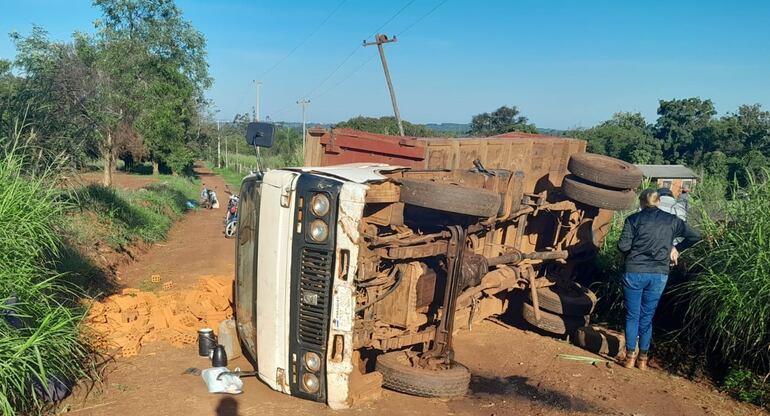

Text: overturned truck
xmin=234 ymin=126 xmax=642 ymax=408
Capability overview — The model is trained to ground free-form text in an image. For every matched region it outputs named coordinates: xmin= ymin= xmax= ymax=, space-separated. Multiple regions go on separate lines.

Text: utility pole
xmin=216 ymin=120 xmax=221 ymax=168
xmin=254 ymin=80 xmax=262 ymax=122
xmin=297 ymin=98 xmax=310 ymax=158
xmin=364 ymin=34 xmax=404 ymax=136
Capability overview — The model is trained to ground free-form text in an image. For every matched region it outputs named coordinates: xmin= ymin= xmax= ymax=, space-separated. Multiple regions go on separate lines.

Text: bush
xmin=722 ymin=368 xmax=770 ymax=408
xmin=677 ymin=173 xmax=770 ymax=373
xmin=0 ymin=145 xmax=90 ymax=415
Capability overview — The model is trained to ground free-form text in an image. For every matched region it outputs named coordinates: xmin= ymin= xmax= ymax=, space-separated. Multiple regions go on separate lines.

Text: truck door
xmin=235 ymin=177 xmax=261 ymax=361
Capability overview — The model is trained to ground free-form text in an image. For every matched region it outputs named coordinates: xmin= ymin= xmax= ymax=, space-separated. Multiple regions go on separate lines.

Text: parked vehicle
xmin=225 ymin=193 xmax=239 ymax=239
xmin=234 ymin=123 xmax=642 ymax=409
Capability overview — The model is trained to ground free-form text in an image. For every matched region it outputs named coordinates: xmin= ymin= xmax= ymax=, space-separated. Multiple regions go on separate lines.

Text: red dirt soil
xmin=75 ymin=171 xmax=161 ymax=190
xmin=63 ymin=165 xmax=766 ymax=416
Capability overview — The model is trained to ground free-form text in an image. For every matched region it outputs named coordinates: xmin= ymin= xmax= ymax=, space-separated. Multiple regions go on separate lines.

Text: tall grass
xmin=677 ymin=172 xmax=770 ymax=373
xmin=0 ymin=143 xmax=90 ymax=415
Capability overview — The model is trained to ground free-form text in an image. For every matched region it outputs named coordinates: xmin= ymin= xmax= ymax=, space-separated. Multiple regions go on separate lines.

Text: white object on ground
xmin=201 ymin=367 xmax=243 ymax=394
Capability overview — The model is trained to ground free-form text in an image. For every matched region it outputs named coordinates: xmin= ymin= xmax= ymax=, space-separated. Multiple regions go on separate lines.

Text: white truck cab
xmin=236 ymin=166 xmax=381 ymax=408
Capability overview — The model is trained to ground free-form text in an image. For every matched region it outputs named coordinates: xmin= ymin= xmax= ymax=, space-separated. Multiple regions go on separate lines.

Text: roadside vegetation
xmin=64 ymin=177 xmax=198 ymax=249
xmin=591 ymin=174 xmax=770 ymax=410
xmin=205 ymin=121 xmax=303 ymax=187
xmin=0 ymin=145 xmax=90 ymax=415
xmin=0 ymin=134 xmax=198 ymax=415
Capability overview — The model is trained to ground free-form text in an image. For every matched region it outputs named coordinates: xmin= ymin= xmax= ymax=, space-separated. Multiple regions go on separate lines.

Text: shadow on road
xmin=469 ymin=374 xmax=597 ymax=413
xmin=215 ymin=397 xmax=240 ymax=416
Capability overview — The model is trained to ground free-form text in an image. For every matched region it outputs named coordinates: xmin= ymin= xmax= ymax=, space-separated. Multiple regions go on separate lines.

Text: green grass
xmin=62 ymin=176 xmax=199 ymax=250
xmin=0 ymin=143 xmax=91 ymax=415
xmin=211 ymin=165 xmax=247 ymax=189
xmin=676 ymin=173 xmax=770 ymax=372
xmin=589 ymin=176 xmax=770 ymax=410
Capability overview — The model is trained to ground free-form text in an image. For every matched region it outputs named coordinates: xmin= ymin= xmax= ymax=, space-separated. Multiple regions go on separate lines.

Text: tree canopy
xmin=0 ymin=0 xmax=210 ymax=184
xmin=334 ymin=116 xmax=437 ymax=137
xmin=469 ymin=105 xmax=538 ymax=136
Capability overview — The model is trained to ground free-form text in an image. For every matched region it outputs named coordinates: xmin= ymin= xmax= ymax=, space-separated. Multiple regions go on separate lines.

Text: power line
xmin=397 ymin=0 xmax=448 ymax=36
xmin=314 ymin=54 xmax=377 ymax=100
xmin=311 ymin=0 xmax=447 ymax=105
xmin=270 ymin=0 xmax=418 ymax=119
xmin=365 ymin=0 xmax=417 ymax=39
xmin=259 ymin=0 xmax=349 ymax=79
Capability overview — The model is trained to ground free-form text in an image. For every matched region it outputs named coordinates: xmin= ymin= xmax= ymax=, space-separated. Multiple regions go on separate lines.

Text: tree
xmin=335 ymin=116 xmax=437 ymax=137
xmin=715 ymin=104 xmax=770 ymax=158
xmin=573 ymin=112 xmax=664 ymax=164
xmin=654 ymin=98 xmax=716 ymax=164
xmin=94 ymin=0 xmax=211 ymax=175
xmin=469 ymin=105 xmax=537 ymax=136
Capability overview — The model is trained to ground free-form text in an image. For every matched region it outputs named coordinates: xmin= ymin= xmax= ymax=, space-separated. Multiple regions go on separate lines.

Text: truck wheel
xmin=527 ymin=282 xmax=597 ymax=316
xmin=375 ymin=351 xmax=471 ymax=398
xmin=572 ymin=325 xmax=625 ymax=358
xmin=398 ymin=178 xmax=501 ymax=217
xmin=568 ymin=153 xmax=644 ymax=190
xmin=562 ymin=175 xmax=636 ymax=210
xmin=521 ymin=301 xmax=588 ymax=335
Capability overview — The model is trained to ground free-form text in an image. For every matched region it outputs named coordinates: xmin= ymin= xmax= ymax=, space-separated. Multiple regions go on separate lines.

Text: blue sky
xmin=2 ymin=0 xmax=769 ymax=129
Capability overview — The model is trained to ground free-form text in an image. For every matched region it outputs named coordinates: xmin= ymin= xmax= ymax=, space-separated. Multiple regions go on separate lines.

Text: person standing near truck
xmin=617 ymin=189 xmax=700 ymax=370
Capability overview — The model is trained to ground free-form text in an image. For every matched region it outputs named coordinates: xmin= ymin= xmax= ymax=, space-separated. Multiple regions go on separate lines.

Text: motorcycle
xmin=224 ymin=192 xmax=239 ymax=239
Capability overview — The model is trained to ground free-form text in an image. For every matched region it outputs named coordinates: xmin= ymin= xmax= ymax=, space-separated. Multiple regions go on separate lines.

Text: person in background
xmin=677 ymin=185 xmax=690 ymax=211
xmin=617 ymin=189 xmax=700 ymax=370
xmin=657 ymin=188 xmax=687 ymax=221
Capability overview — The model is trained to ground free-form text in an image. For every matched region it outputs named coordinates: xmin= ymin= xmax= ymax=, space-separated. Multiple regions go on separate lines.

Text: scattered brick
xmin=83 ymin=275 xmax=234 ymax=356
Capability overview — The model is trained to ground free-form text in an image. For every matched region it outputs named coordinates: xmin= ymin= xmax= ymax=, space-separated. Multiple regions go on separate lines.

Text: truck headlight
xmin=310 ymin=193 xmax=330 ymax=217
xmin=309 ymin=219 xmax=329 ymax=242
xmin=302 ymin=373 xmax=320 ymax=393
xmin=304 ymin=351 xmax=321 ymax=372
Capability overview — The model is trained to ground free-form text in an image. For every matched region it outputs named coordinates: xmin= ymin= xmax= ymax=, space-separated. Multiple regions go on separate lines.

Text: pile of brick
xmin=84 ymin=276 xmax=233 ymax=357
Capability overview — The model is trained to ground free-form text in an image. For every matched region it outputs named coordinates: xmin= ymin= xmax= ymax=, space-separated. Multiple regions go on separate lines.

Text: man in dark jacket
xmin=617 ymin=189 xmax=700 ymax=370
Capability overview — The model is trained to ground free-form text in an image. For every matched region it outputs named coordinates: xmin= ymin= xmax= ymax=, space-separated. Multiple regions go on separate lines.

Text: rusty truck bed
xmin=304 ymin=128 xmax=586 ymax=194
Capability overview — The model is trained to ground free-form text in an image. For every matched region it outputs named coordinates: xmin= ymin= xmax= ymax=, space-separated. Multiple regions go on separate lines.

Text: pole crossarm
xmin=363 ymin=34 xmax=405 ymax=137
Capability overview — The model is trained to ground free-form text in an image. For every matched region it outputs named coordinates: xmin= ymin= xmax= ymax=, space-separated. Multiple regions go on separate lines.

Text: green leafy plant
xmin=722 ymin=368 xmax=770 ymax=407
xmin=0 ymin=142 xmax=91 ymax=415
xmin=676 ymin=171 xmax=770 ymax=372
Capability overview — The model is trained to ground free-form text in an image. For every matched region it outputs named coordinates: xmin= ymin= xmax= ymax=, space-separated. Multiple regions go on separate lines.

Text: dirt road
xmin=63 ymin=167 xmax=764 ymax=416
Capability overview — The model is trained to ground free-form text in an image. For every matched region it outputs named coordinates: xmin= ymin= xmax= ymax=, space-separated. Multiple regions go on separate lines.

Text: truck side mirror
xmin=245 ymin=122 xmax=276 ymax=148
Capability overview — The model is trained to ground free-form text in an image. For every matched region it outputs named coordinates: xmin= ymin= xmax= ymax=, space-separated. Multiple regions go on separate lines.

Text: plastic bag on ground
xmin=201 ymin=367 xmax=243 ymax=394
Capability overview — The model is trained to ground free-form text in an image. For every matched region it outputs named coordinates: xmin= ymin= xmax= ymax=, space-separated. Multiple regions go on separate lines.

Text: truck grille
xmin=298 ymin=247 xmax=333 ymax=349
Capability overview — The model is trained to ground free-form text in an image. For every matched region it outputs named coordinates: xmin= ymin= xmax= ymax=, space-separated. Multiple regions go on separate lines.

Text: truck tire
xmin=572 ymin=326 xmax=625 ymax=358
xmin=375 ymin=351 xmax=471 ymax=398
xmin=527 ymin=282 xmax=597 ymax=317
xmin=562 ymin=175 xmax=636 ymax=210
xmin=398 ymin=178 xmax=501 ymax=217
xmin=521 ymin=301 xmax=588 ymax=335
xmin=568 ymin=153 xmax=644 ymax=190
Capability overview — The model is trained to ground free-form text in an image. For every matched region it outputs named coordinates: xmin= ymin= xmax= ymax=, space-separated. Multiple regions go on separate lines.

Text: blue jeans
xmin=623 ymin=272 xmax=668 ymax=354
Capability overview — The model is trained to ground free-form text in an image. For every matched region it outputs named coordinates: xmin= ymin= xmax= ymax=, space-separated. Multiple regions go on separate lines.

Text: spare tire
xmin=376 ymin=350 xmax=470 ymax=398
xmin=528 ymin=283 xmax=597 ymax=317
xmin=521 ymin=301 xmax=589 ymax=335
xmin=562 ymin=175 xmax=636 ymax=210
xmin=398 ymin=178 xmax=501 ymax=217
xmin=568 ymin=153 xmax=644 ymax=190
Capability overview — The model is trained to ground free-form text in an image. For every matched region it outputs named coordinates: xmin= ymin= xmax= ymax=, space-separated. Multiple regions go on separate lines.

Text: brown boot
xmin=622 ymin=352 xmax=637 ymax=369
xmin=636 ymin=354 xmax=648 ymax=370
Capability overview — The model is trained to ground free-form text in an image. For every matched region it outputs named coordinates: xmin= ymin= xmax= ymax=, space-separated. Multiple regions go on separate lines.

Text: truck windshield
xmin=235 ymin=178 xmax=260 ymax=359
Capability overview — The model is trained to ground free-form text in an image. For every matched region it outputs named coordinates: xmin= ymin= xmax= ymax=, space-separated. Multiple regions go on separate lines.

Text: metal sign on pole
xmin=364 ymin=34 xmax=404 ymax=136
